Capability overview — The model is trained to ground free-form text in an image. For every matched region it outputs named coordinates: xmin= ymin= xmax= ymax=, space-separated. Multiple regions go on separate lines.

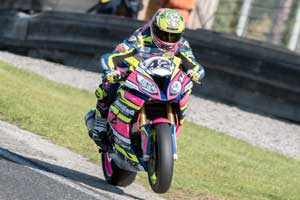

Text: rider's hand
xmin=187 ymin=69 xmax=200 ymax=82
xmin=105 ymin=69 xmax=121 ymax=83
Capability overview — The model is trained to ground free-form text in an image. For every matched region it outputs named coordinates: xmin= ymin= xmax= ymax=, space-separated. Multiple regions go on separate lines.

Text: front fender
xmin=151 ymin=118 xmax=172 ymax=125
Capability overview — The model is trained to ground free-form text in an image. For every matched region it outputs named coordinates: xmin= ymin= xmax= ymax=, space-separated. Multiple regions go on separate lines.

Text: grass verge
xmin=1 ymin=62 xmax=300 ymax=200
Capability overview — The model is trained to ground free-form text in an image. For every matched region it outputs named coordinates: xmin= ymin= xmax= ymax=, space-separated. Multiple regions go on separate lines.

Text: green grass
xmin=1 ymin=61 xmax=300 ymax=200
xmin=0 ymin=62 xmax=99 ymax=161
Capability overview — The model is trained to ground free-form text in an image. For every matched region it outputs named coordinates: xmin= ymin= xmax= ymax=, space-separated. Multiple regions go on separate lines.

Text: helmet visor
xmin=152 ymin=23 xmax=182 ymax=43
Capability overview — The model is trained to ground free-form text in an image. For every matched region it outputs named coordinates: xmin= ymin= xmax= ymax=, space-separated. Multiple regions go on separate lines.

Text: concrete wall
xmin=0 ymin=11 xmax=299 ymax=122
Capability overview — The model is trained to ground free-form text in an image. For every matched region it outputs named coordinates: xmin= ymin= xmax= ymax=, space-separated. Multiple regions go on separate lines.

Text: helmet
xmin=151 ymin=8 xmax=185 ymax=51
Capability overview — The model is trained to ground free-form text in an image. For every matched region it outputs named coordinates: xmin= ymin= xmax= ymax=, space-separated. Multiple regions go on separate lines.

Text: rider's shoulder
xmin=114 ymin=29 xmax=142 ymax=53
xmin=127 ymin=27 xmax=144 ymax=44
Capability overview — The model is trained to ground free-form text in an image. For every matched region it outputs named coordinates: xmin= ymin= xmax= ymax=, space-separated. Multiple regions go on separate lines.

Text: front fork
xmin=139 ymin=105 xmax=177 ymax=161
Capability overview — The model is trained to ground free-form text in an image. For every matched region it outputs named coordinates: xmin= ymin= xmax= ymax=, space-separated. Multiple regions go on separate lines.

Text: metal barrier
xmin=0 ymin=11 xmax=299 ymax=122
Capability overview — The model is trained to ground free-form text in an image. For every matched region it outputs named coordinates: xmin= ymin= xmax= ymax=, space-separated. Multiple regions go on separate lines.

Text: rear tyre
xmin=101 ymin=152 xmax=137 ymax=187
xmin=148 ymin=123 xmax=174 ymax=193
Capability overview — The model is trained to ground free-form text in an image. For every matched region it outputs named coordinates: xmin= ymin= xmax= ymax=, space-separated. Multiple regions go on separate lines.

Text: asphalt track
xmin=0 ymin=121 xmax=165 ymax=200
xmin=0 ymin=152 xmax=103 ymax=200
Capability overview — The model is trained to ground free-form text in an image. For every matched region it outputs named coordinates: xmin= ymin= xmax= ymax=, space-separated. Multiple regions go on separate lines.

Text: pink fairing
xmin=108 ymin=111 xmax=130 ymax=138
xmin=181 ymin=75 xmax=191 ymax=89
xmin=179 ymin=93 xmax=189 ymax=107
xmin=108 ymin=111 xmax=116 ymax=122
xmin=114 ymin=119 xmax=130 ymax=138
xmin=167 ymin=71 xmax=182 ymax=99
xmin=124 ymin=91 xmax=144 ymax=107
xmin=127 ymin=72 xmax=161 ymax=100
xmin=152 ymin=118 xmax=172 ymax=125
xmin=167 ymin=71 xmax=191 ymax=100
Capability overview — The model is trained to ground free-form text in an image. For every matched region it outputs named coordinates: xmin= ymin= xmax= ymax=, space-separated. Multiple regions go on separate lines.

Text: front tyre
xmin=148 ymin=123 xmax=174 ymax=193
xmin=101 ymin=152 xmax=137 ymax=187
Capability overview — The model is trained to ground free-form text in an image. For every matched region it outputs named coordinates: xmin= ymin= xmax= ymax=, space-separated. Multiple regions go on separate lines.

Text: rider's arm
xmin=99 ymin=43 xmax=137 ymax=83
xmin=177 ymin=39 xmax=205 ymax=81
xmin=99 ymin=29 xmax=142 ymax=75
xmin=95 ymin=31 xmax=141 ymax=101
xmin=100 ymin=47 xmax=137 ymax=73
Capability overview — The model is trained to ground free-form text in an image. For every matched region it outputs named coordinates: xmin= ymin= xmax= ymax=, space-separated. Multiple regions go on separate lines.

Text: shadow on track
xmin=0 ymin=148 xmax=145 ymax=200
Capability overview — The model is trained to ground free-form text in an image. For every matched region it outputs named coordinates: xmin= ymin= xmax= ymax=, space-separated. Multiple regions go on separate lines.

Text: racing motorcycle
xmin=99 ymin=54 xmax=193 ymax=193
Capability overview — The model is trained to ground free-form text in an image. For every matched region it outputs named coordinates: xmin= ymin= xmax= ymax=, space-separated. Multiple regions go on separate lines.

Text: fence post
xmin=269 ymin=0 xmax=293 ymax=45
xmin=187 ymin=0 xmax=220 ymax=29
xmin=236 ymin=0 xmax=253 ymax=36
xmin=288 ymin=0 xmax=300 ymax=51
xmin=137 ymin=0 xmax=150 ymax=20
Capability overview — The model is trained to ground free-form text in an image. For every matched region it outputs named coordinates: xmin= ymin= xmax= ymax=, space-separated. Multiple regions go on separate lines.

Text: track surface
xmin=0 ymin=121 xmax=165 ymax=200
xmin=0 ymin=155 xmax=102 ymax=200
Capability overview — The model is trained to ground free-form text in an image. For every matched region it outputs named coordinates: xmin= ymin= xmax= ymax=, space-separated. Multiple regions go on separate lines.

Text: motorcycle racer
xmin=85 ymin=8 xmax=205 ymax=149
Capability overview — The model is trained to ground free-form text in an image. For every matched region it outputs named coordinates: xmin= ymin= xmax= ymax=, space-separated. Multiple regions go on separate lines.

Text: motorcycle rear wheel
xmin=101 ymin=152 xmax=137 ymax=187
xmin=148 ymin=123 xmax=174 ymax=193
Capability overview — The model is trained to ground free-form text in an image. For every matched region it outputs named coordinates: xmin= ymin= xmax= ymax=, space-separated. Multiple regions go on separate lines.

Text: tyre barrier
xmin=0 ymin=11 xmax=299 ymax=122
xmin=0 ymin=0 xmax=44 ymax=12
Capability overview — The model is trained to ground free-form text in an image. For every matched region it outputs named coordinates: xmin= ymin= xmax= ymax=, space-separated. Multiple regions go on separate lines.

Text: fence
xmin=205 ymin=0 xmax=300 ymax=52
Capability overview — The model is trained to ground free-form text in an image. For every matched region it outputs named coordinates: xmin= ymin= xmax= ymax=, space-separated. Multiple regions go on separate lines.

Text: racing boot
xmin=85 ymin=109 xmax=109 ymax=151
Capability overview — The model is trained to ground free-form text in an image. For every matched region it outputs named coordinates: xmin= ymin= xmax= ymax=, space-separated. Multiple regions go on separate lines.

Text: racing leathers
xmin=86 ymin=23 xmax=205 ymax=148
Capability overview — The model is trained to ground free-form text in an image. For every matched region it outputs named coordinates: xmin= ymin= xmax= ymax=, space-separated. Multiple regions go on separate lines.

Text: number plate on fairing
xmin=142 ymin=57 xmax=175 ymax=77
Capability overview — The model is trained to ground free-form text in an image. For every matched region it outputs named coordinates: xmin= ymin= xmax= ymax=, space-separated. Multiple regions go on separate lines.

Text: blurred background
xmin=1 ymin=0 xmax=300 ymax=53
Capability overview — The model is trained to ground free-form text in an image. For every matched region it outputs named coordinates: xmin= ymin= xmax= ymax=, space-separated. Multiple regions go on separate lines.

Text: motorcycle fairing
xmin=178 ymin=92 xmax=190 ymax=125
xmin=108 ymin=89 xmax=145 ymax=152
xmin=140 ymin=125 xmax=151 ymax=160
xmin=107 ymin=55 xmax=192 ymax=171
xmin=108 ymin=113 xmax=130 ymax=144
xmin=124 ymin=58 xmax=192 ymax=102
xmin=126 ymin=71 xmax=161 ymax=100
xmin=109 ymin=149 xmax=144 ymax=172
xmin=167 ymin=70 xmax=192 ymax=101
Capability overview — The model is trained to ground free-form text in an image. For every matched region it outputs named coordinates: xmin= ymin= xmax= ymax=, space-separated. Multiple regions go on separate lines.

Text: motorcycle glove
xmin=95 ymin=86 xmax=107 ymax=101
xmin=187 ymin=69 xmax=200 ymax=82
xmin=105 ymin=69 xmax=121 ymax=83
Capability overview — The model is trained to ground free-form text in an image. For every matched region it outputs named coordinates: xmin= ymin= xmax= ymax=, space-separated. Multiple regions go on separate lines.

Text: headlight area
xmin=136 ymin=74 xmax=158 ymax=94
xmin=170 ymin=81 xmax=182 ymax=95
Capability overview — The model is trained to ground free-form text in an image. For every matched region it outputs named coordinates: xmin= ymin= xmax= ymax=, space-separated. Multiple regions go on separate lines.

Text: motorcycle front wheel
xmin=101 ymin=152 xmax=137 ymax=187
xmin=148 ymin=123 xmax=174 ymax=193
